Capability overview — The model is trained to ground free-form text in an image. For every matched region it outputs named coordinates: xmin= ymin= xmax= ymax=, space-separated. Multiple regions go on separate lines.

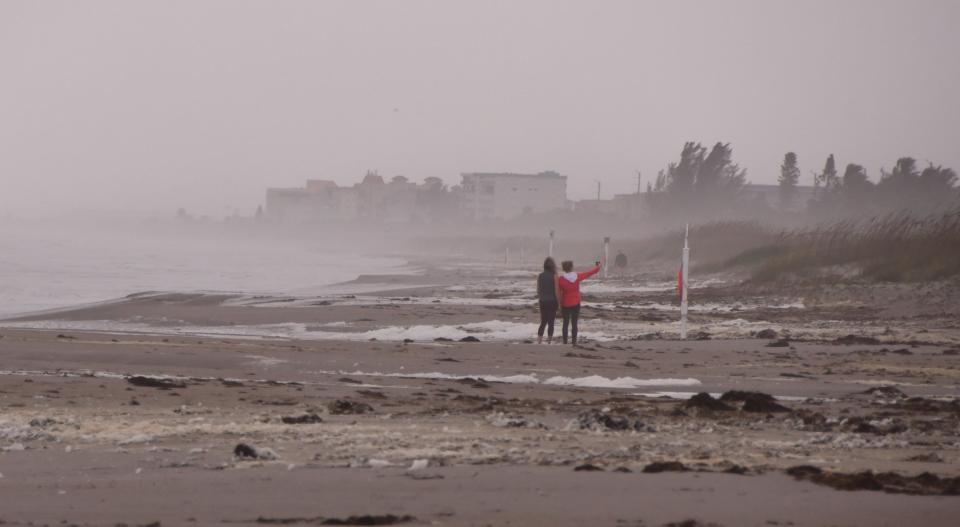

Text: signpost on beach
xmin=603 ymin=237 xmax=610 ymax=279
xmin=680 ymin=224 xmax=690 ymax=339
xmin=549 ymin=230 xmax=555 ymax=258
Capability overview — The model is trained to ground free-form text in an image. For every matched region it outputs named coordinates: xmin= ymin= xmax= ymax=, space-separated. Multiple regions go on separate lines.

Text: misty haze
xmin=1 ymin=1 xmax=959 ymax=526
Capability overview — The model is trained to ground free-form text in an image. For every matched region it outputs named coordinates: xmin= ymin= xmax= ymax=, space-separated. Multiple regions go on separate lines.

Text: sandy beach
xmin=1 ymin=264 xmax=958 ymax=526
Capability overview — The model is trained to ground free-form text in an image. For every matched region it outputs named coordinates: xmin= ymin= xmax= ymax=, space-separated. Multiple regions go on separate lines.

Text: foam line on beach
xmin=0 ymin=319 xmax=622 ymax=342
xmin=0 ymin=369 xmax=397 ymax=390
xmin=311 ymin=369 xmax=702 ymax=389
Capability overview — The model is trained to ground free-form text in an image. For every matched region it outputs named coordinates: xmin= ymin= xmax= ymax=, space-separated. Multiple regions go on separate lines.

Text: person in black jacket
xmin=536 ymin=257 xmax=560 ymax=344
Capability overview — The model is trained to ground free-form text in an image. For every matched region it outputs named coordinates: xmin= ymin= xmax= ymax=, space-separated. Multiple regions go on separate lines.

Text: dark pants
xmin=538 ymin=300 xmax=558 ymax=337
xmin=562 ymin=304 xmax=581 ymax=344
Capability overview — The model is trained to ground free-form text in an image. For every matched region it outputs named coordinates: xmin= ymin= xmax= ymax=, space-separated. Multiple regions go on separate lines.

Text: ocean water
xmin=0 ymin=224 xmax=407 ymax=318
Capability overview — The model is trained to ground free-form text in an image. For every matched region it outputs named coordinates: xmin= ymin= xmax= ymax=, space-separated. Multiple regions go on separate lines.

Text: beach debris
xmin=861 ymin=386 xmax=908 ymax=402
xmin=28 ymin=417 xmax=59 ymax=428
xmin=574 ymin=463 xmax=604 ymax=471
xmin=327 ymin=400 xmax=374 ymax=415
xmin=456 ymin=377 xmax=490 ymax=389
xmin=841 ymin=416 xmax=907 ymax=435
xmin=408 ymin=459 xmax=429 ymax=471
xmin=485 ymin=412 xmax=546 ymax=428
xmin=234 ymin=443 xmax=277 ymax=461
xmin=118 ymin=434 xmax=154 ymax=445
xmin=785 ymin=465 xmax=960 ymax=495
xmin=576 ymin=409 xmax=652 ymax=432
xmin=281 ymin=413 xmax=323 ymax=424
xmin=904 ymin=453 xmax=944 ymax=463
xmin=486 ymin=412 xmax=535 ymax=428
xmin=723 ymin=464 xmax=749 ymax=475
xmin=254 ymin=515 xmax=415 ymax=525
xmin=834 ymin=334 xmax=881 ymax=345
xmin=574 ymin=409 xmax=633 ymax=431
xmin=684 ymin=393 xmax=734 ymax=412
xmin=692 ymin=331 xmax=711 ymax=340
xmin=755 ymin=328 xmax=778 ymax=339
xmin=56 ymin=334 xmax=76 ymax=339
xmin=719 ymin=391 xmax=790 ymax=413
xmin=459 ymin=336 xmax=481 ymax=342
xmin=642 ymin=461 xmax=688 ymax=473
xmin=896 ymin=397 xmax=960 ymax=414
xmin=349 ymin=458 xmax=393 ymax=468
xmin=322 ymin=515 xmax=416 ymax=525
xmin=126 ymin=376 xmax=186 ymax=390
xmin=765 ymin=338 xmax=790 ymax=347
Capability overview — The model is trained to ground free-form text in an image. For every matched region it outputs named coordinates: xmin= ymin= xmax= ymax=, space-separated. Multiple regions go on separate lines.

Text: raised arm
xmin=578 ymin=265 xmax=601 ymax=282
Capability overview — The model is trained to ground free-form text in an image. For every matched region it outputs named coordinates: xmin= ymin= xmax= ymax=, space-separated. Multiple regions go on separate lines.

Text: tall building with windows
xmin=458 ymin=171 xmax=568 ymax=220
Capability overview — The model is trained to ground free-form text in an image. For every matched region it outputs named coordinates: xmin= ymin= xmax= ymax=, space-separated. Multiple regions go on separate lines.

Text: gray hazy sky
xmin=2 ymin=0 xmax=958 ymax=218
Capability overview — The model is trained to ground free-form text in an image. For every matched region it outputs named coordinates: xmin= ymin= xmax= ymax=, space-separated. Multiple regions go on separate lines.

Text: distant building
xmin=742 ymin=183 xmax=815 ymax=212
xmin=458 ymin=171 xmax=568 ymax=220
xmin=264 ymin=172 xmax=455 ymax=224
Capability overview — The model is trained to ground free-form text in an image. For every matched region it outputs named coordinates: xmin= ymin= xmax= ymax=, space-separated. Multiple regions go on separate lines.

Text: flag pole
xmin=603 ymin=236 xmax=610 ymax=279
xmin=680 ymin=223 xmax=690 ymax=339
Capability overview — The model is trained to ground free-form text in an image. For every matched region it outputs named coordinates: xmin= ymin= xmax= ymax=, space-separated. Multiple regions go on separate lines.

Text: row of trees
xmin=643 ymin=141 xmax=958 ymax=220
xmin=780 ymin=153 xmax=958 ymax=215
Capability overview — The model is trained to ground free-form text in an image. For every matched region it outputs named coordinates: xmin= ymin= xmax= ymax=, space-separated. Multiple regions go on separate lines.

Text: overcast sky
xmin=2 ymin=0 xmax=958 ymax=218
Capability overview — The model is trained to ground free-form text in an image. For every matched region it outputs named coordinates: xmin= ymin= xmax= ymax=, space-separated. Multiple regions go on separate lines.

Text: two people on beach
xmin=536 ymin=257 xmax=600 ymax=345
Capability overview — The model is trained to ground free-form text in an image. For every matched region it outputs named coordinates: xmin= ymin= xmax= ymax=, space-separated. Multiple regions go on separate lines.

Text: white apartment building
xmin=459 ymin=171 xmax=568 ymax=220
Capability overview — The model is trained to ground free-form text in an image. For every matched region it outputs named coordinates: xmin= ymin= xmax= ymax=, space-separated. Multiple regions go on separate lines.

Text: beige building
xmin=458 ymin=171 xmax=568 ymax=221
xmin=264 ymin=172 xmax=455 ymax=224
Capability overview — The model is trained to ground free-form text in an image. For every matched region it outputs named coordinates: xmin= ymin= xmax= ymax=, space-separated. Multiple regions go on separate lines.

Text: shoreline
xmin=1 ymin=266 xmax=958 ymax=526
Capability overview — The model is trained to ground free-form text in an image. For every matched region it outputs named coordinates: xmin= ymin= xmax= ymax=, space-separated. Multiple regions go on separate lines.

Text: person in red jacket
xmin=557 ymin=259 xmax=601 ymax=345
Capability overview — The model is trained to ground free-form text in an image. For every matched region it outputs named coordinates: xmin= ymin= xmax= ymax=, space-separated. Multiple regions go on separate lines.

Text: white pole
xmin=548 ymin=230 xmax=554 ymax=258
xmin=603 ymin=237 xmax=610 ymax=279
xmin=473 ymin=175 xmax=480 ymax=222
xmin=680 ymin=223 xmax=690 ymax=339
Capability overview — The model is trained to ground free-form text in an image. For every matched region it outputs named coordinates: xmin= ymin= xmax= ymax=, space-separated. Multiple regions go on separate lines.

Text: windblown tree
xmin=874 ymin=157 xmax=953 ymax=211
xmin=840 ymin=163 xmax=873 ymax=212
xmin=648 ymin=141 xmax=747 ymax=219
xmin=778 ymin=152 xmax=800 ymax=210
xmin=809 ymin=154 xmax=841 ymax=213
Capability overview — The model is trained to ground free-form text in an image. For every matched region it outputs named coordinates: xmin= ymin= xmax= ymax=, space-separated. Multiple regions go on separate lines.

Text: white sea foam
xmin=0 ymin=319 xmax=621 ymax=342
xmin=313 ymin=369 xmax=701 ymax=389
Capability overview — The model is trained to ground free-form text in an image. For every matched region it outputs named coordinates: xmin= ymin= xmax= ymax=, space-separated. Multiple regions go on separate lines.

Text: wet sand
xmin=1 ymin=270 xmax=958 ymax=526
